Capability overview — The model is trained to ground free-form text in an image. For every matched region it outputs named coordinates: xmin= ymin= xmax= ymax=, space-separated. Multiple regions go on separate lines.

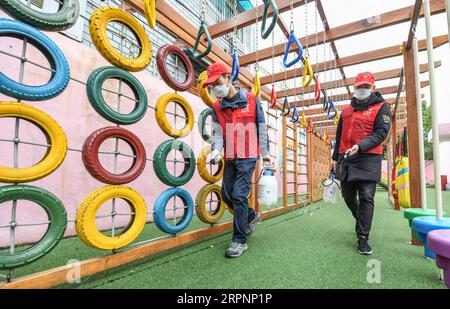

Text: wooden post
xmin=282 ymin=116 xmax=288 ymax=208
xmin=307 ymin=130 xmax=313 ymax=204
xmin=293 ymin=123 xmax=299 ymax=205
xmin=403 ymin=47 xmax=423 ymax=209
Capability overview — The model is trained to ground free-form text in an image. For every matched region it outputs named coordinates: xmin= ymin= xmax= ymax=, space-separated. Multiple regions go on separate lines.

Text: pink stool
xmin=428 ymin=229 xmax=450 ymax=288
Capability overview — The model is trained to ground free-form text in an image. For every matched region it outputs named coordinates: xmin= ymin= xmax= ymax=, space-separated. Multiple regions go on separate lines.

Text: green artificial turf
xmin=2 ymin=189 xmax=449 ymax=289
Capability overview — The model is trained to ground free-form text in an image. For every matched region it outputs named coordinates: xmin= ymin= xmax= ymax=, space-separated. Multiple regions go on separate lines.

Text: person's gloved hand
xmin=262 ymin=155 xmax=273 ymax=168
xmin=210 ymin=149 xmax=222 ymax=165
xmin=345 ymin=144 xmax=359 ymax=157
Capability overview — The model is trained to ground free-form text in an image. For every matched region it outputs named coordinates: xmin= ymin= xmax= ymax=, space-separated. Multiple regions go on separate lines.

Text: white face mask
xmin=212 ymin=82 xmax=230 ymax=98
xmin=354 ymin=88 xmax=372 ymax=101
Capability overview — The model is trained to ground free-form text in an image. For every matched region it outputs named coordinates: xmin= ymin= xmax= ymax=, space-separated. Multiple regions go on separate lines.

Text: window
xmin=31 ymin=0 xmax=44 ymax=8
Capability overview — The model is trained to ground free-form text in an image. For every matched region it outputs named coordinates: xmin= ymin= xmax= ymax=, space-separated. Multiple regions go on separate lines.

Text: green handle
xmin=192 ymin=21 xmax=213 ymax=60
xmin=261 ymin=0 xmax=279 ymax=40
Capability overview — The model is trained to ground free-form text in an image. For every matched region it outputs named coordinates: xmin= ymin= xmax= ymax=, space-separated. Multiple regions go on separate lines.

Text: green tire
xmin=198 ymin=108 xmax=213 ymax=143
xmin=153 ymin=139 xmax=196 ymax=186
xmin=0 ymin=185 xmax=67 ymax=270
xmin=0 ymin=0 xmax=80 ymax=31
xmin=86 ymin=66 xmax=148 ymax=125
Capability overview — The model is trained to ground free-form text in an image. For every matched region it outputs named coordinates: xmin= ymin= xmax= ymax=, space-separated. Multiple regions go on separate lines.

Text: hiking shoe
xmin=247 ymin=212 xmax=261 ymax=237
xmin=225 ymin=242 xmax=248 ymax=258
xmin=357 ymin=237 xmax=373 ymax=255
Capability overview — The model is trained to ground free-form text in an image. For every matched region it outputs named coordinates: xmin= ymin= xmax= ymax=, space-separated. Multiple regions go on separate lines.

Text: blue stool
xmin=412 ymin=216 xmax=450 ymax=259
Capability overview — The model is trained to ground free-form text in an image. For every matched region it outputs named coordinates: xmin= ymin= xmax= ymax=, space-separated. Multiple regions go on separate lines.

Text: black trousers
xmin=221 ymin=158 xmax=257 ymax=244
xmin=340 ymin=180 xmax=377 ymax=239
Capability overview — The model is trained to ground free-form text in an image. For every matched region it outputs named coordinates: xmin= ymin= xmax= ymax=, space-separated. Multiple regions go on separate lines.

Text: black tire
xmin=153 ymin=139 xmax=195 ymax=186
xmin=0 ymin=185 xmax=67 ymax=270
xmin=0 ymin=0 xmax=79 ymax=31
xmin=86 ymin=66 xmax=148 ymax=125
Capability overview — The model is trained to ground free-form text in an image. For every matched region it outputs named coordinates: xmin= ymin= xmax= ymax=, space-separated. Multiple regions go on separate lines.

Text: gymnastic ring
xmin=153 ymin=139 xmax=196 ymax=186
xmin=87 ymin=66 xmax=148 ymax=125
xmin=144 ymin=0 xmax=156 ymax=29
xmin=0 ymin=19 xmax=70 ymax=101
xmin=89 ymin=7 xmax=152 ymax=72
xmin=82 ymin=126 xmax=147 ymax=185
xmin=153 ymin=187 xmax=194 ymax=234
xmin=195 ymin=184 xmax=227 ymax=224
xmin=197 ymin=70 xmax=216 ymax=107
xmin=155 ymin=93 xmax=194 ymax=138
xmin=0 ymin=0 xmax=79 ymax=31
xmin=76 ymin=185 xmax=147 ymax=250
xmin=156 ymin=44 xmax=195 ymax=91
xmin=0 ymin=102 xmax=67 ymax=183
xmin=197 ymin=146 xmax=224 ymax=183
xmin=0 ymin=185 xmax=67 ymax=270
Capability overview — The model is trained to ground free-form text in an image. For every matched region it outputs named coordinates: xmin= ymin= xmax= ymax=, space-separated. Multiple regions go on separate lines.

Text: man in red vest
xmin=202 ymin=62 xmax=271 ymax=258
xmin=332 ymin=72 xmax=391 ymax=255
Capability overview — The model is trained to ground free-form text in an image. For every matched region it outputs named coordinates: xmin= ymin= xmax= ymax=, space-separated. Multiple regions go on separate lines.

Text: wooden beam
xmin=207 ymin=0 xmax=306 ymax=39
xmin=240 ymin=0 xmax=446 ymax=66
xmin=261 ymin=35 xmax=447 ymax=85
xmin=406 ymin=0 xmax=424 ymax=49
xmin=403 ymin=45 xmax=422 ymax=209
xmin=275 ymin=61 xmax=440 ymax=98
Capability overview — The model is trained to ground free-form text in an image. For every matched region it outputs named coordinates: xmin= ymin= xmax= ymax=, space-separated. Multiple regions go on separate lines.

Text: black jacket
xmin=332 ymin=92 xmax=391 ymax=182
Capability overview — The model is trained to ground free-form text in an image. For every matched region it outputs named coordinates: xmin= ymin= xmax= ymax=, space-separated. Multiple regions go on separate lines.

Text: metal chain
xmin=272 ymin=30 xmax=275 ymax=85
xmin=200 ymin=0 xmax=206 ymax=22
xmin=323 ymin=21 xmax=327 ymax=89
xmin=233 ymin=0 xmax=238 ymax=49
xmin=304 ymin=0 xmax=309 ymax=52
xmin=314 ymin=0 xmax=319 ymax=73
xmin=290 ymin=0 xmax=294 ymax=31
xmin=255 ymin=0 xmax=259 ymax=69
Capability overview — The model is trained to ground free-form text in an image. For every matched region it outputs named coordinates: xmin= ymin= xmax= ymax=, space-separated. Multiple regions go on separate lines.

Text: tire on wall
xmin=86 ymin=66 xmax=148 ymax=125
xmin=0 ymin=19 xmax=70 ymax=101
xmin=0 ymin=102 xmax=67 ymax=183
xmin=196 ymin=146 xmax=224 ymax=183
xmin=0 ymin=185 xmax=67 ymax=270
xmin=89 ymin=7 xmax=152 ymax=72
xmin=75 ymin=185 xmax=147 ymax=250
xmin=195 ymin=184 xmax=226 ymax=224
xmin=82 ymin=127 xmax=147 ymax=185
xmin=153 ymin=187 xmax=194 ymax=234
xmin=197 ymin=71 xmax=216 ymax=107
xmin=156 ymin=45 xmax=195 ymax=91
xmin=0 ymin=0 xmax=79 ymax=31
xmin=198 ymin=108 xmax=213 ymax=143
xmin=155 ymin=93 xmax=194 ymax=138
xmin=152 ymin=139 xmax=195 ymax=186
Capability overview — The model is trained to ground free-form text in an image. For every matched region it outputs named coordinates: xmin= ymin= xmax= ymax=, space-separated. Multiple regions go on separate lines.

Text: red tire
xmin=82 ymin=127 xmax=147 ymax=184
xmin=156 ymin=44 xmax=195 ymax=91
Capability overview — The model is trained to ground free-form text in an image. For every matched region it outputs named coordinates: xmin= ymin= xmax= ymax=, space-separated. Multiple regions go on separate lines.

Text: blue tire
xmin=153 ymin=188 xmax=194 ymax=234
xmin=0 ymin=19 xmax=70 ymax=101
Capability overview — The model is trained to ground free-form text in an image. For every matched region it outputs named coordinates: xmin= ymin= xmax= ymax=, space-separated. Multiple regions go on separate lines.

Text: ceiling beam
xmin=240 ymin=0 xmax=446 ymax=66
xmin=207 ymin=0 xmax=306 ymax=39
xmin=275 ymin=61 xmax=440 ymax=98
xmin=260 ymin=34 xmax=447 ymax=85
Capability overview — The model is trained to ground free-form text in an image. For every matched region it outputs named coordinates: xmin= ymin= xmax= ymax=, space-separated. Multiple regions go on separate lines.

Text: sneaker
xmin=225 ymin=242 xmax=248 ymax=258
xmin=247 ymin=212 xmax=261 ymax=237
xmin=357 ymin=237 xmax=373 ymax=255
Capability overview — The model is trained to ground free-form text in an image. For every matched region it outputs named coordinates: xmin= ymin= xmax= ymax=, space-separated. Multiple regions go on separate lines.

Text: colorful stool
xmin=404 ymin=209 xmax=446 ymax=245
xmin=412 ymin=216 xmax=450 ymax=259
xmin=427 ymin=229 xmax=450 ymax=289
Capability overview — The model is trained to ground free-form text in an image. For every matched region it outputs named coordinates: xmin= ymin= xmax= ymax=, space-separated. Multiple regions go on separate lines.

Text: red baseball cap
xmin=202 ymin=62 xmax=231 ymax=88
xmin=354 ymin=72 xmax=375 ymax=87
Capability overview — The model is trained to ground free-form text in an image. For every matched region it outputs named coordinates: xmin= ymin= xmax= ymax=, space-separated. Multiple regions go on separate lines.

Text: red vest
xmin=213 ymin=92 xmax=260 ymax=160
xmin=338 ymin=102 xmax=386 ymax=155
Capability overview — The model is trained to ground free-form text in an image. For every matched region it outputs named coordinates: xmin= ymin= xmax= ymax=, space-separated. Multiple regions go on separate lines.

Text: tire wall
xmin=0 ymin=11 xmax=219 ymax=246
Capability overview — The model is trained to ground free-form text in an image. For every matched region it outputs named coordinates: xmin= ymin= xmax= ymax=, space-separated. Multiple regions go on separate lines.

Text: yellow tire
xmin=0 ymin=102 xmax=67 ymax=183
xmin=253 ymin=68 xmax=261 ymax=97
xmin=76 ymin=185 xmax=147 ymax=250
xmin=144 ymin=0 xmax=156 ymax=29
xmin=197 ymin=71 xmax=216 ymax=107
xmin=89 ymin=6 xmax=152 ymax=72
xmin=195 ymin=184 xmax=226 ymax=224
xmin=155 ymin=93 xmax=194 ymax=138
xmin=197 ymin=146 xmax=224 ymax=183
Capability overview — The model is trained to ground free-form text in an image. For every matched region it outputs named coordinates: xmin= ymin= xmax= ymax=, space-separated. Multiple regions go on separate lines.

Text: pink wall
xmin=0 ymin=14 xmax=285 ymax=246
